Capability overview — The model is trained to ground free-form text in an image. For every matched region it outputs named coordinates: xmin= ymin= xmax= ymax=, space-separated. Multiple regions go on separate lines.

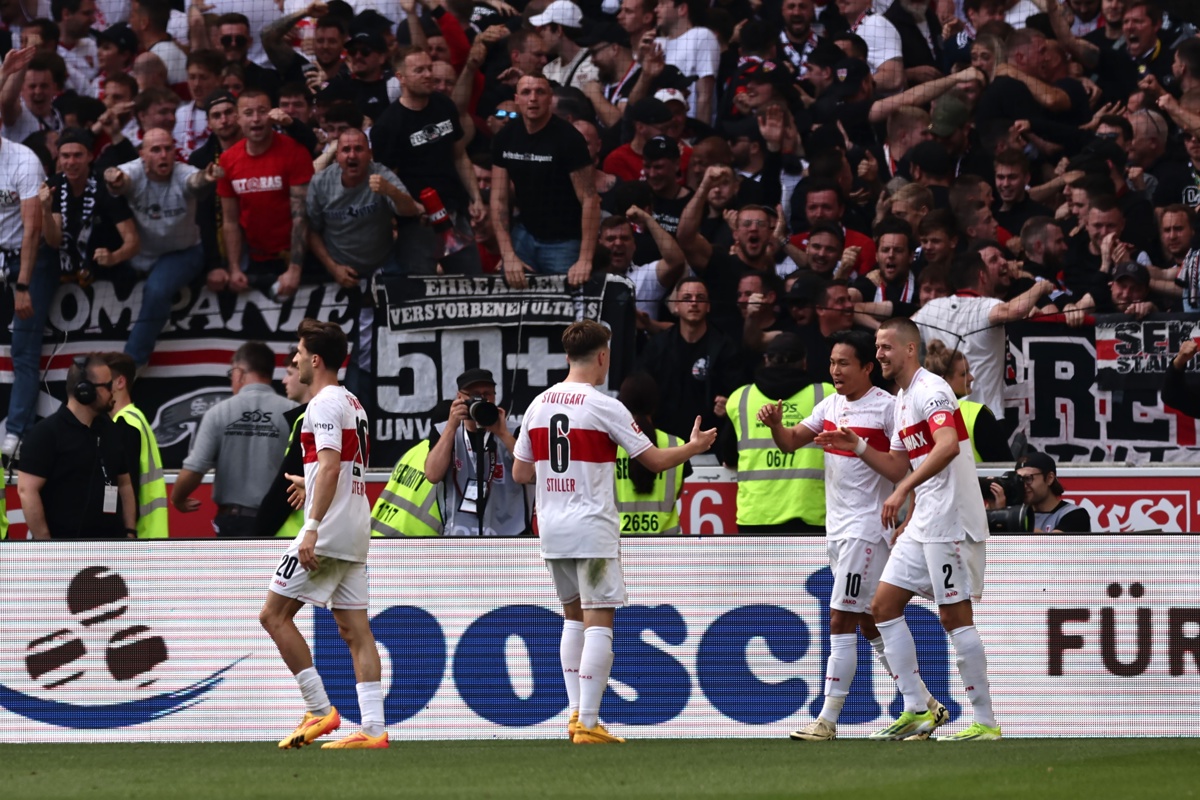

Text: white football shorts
xmin=545 ymin=557 xmax=628 ymax=609
xmin=269 ymin=549 xmax=369 ymax=610
xmin=827 ymin=537 xmax=891 ymax=613
xmin=881 ymin=536 xmax=985 ymax=605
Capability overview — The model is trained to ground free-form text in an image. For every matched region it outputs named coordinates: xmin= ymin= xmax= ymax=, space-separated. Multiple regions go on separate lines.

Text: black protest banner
xmin=368 ymin=273 xmax=636 ymax=467
xmin=1006 ymin=314 xmax=1200 ymax=464
xmin=0 ymin=278 xmax=356 ymax=468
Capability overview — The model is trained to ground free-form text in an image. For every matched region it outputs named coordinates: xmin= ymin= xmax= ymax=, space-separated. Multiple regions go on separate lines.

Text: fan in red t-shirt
xmin=214 ymin=89 xmax=315 ymax=298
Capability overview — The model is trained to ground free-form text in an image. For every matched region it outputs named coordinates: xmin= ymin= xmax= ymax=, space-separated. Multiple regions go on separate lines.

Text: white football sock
xmin=295 ymin=667 xmax=331 ymax=716
xmin=877 ymin=617 xmax=926 ymax=713
xmin=949 ymin=626 xmax=997 ymax=728
xmin=356 ymin=681 xmax=386 ymax=737
xmin=818 ymin=633 xmax=856 ymax=723
xmin=578 ymin=626 xmax=614 ymax=729
xmin=868 ymin=636 xmax=892 ymax=679
xmin=560 ymin=620 xmax=585 ymax=714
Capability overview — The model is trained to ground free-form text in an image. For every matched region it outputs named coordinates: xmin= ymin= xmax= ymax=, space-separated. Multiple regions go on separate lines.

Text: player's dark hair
xmin=133 ymin=0 xmax=171 ymax=32
xmin=104 ymin=352 xmax=138 ymax=386
xmin=830 ymin=329 xmax=876 ymax=372
xmin=950 ymin=253 xmax=987 ymax=291
xmin=562 ymin=319 xmax=611 ymax=362
xmin=618 ymin=372 xmax=661 ymax=495
xmin=234 ymin=341 xmax=278 ymax=379
xmin=297 ymin=319 xmax=348 ymax=373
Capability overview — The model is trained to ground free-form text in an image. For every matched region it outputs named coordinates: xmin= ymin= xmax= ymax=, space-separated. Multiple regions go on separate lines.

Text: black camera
xmin=986 ymin=503 xmax=1033 ymax=533
xmin=979 ymin=470 xmax=1025 ymax=508
xmin=467 ymin=395 xmax=499 ymax=427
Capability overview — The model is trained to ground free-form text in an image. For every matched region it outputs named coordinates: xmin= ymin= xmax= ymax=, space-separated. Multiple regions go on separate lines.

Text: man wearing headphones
xmin=16 ymin=353 xmax=137 ymax=539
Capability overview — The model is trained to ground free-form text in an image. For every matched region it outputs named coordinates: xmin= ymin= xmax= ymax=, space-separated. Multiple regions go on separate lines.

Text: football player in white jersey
xmin=260 ymin=318 xmax=389 ymax=750
xmin=817 ymin=318 xmax=1000 ymax=741
xmin=760 ymin=329 xmax=945 ymax=742
xmin=513 ymin=320 xmax=716 ymax=744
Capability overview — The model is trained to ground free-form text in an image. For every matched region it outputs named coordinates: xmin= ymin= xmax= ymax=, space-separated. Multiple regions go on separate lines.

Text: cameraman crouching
xmin=424 ymin=369 xmax=530 ymax=536
xmin=1016 ymin=453 xmax=1091 ymax=533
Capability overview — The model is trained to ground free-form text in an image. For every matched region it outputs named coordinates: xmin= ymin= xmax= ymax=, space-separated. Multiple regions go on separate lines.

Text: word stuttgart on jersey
xmin=231 ymin=175 xmax=284 ymax=194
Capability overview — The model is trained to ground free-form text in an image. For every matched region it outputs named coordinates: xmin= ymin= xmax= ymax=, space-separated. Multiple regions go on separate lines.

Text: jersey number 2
xmin=550 ymin=413 xmax=570 ymax=473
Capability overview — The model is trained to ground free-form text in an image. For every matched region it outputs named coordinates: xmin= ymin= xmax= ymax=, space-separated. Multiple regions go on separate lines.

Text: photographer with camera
xmin=424 ymin=369 xmax=530 ymax=537
xmin=1016 ymin=453 xmax=1091 ymax=533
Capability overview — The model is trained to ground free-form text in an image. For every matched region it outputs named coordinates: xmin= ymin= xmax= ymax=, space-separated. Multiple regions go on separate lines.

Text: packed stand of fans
xmin=1 ymin=0 xmax=1199 ymax=472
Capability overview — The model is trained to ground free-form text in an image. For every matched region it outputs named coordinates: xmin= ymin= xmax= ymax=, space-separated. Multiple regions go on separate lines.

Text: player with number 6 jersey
xmin=513 ymin=320 xmax=716 ymax=746
xmin=259 ymin=319 xmax=389 ymax=751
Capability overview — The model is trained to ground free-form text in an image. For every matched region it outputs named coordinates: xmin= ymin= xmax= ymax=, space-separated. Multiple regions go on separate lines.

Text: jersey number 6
xmin=550 ymin=413 xmax=570 ymax=474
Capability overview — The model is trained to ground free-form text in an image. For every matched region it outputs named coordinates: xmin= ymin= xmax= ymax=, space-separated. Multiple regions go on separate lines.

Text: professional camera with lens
xmin=467 ymin=395 xmax=499 ymax=427
xmin=978 ymin=471 xmax=1033 ymax=532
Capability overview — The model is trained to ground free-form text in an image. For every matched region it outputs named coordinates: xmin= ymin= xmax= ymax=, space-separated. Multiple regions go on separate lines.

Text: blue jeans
xmin=124 ymin=244 xmax=205 ymax=366
xmin=6 ymin=247 xmax=60 ymax=438
xmin=511 ymin=222 xmax=580 ymax=275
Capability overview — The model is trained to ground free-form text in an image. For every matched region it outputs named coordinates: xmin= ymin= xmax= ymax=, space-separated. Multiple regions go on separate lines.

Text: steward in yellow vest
xmin=721 ymin=334 xmax=832 ymax=533
xmin=255 ymin=405 xmax=308 ymax=538
xmin=371 ymin=439 xmax=441 ymax=537
xmin=105 ymin=354 xmax=168 ymax=539
xmin=616 ymin=429 xmax=686 ymax=534
xmin=1 ymin=475 xmax=8 ymax=539
xmin=957 ymin=399 xmax=1012 ymax=462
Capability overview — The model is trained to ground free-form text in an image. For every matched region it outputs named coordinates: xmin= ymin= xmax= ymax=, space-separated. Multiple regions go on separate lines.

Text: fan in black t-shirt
xmin=491 ymin=75 xmax=598 ymax=288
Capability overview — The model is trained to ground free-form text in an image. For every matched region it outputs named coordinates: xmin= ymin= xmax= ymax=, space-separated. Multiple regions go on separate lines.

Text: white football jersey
xmin=801 ymin=387 xmax=895 ymax=543
xmin=889 ymin=368 xmax=988 ymax=543
xmin=300 ymin=385 xmax=371 ymax=562
xmin=514 ymin=381 xmax=652 ymax=559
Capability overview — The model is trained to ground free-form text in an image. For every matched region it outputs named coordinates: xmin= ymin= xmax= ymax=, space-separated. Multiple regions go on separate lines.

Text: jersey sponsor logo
xmin=231 ymin=175 xmax=284 ymax=194
xmin=899 ymin=421 xmax=932 ymax=458
xmin=924 ymin=397 xmax=955 ymax=413
xmin=408 ymin=120 xmax=454 ymax=147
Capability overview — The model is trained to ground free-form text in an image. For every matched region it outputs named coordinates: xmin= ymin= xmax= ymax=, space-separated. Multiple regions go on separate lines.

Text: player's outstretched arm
xmin=636 ymin=416 xmax=716 ymax=473
xmin=513 ymin=457 xmax=535 ymax=485
xmin=757 ymin=400 xmax=818 ymax=453
xmin=814 ymin=426 xmax=909 ymax=483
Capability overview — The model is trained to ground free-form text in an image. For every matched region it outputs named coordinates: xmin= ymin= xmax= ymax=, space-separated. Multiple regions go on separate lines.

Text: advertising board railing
xmin=1 ymin=538 xmax=1196 ymax=741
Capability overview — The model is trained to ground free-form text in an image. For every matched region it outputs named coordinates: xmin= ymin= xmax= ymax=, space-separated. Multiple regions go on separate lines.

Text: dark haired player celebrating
xmin=760 ymin=329 xmax=945 ymax=741
xmin=817 ymin=318 xmax=1000 ymax=741
xmin=260 ymin=318 xmax=388 ymax=750
xmin=513 ymin=320 xmax=715 ymax=744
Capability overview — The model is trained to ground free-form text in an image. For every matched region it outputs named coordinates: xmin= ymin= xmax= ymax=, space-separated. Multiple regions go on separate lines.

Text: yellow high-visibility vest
xmin=113 ymin=404 xmax=168 ymax=539
xmin=726 ymin=381 xmax=831 ymax=527
xmin=275 ymin=410 xmax=306 ymax=538
xmin=370 ymin=440 xmax=442 ymax=537
xmin=959 ymin=399 xmax=984 ymax=463
xmin=616 ymin=429 xmax=683 ymax=535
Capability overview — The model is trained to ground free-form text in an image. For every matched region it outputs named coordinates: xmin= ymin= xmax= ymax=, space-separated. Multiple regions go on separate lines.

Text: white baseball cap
xmin=530 ymin=0 xmax=584 ymax=28
xmin=654 ymin=88 xmax=689 ymax=106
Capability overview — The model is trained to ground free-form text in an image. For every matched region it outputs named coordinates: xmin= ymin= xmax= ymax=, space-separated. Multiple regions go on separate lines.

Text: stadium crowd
xmin=1 ymin=0 xmax=1198 ymax=538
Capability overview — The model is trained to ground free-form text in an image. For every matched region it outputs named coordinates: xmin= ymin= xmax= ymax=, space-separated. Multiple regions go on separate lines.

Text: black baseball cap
xmin=1111 ymin=261 xmax=1150 ymax=286
xmin=96 ymin=22 xmax=138 ymax=54
xmin=348 ymin=31 xmax=388 ymax=53
xmin=577 ymin=20 xmax=629 ymax=49
xmin=1019 ymin=451 xmax=1057 ymax=474
xmin=204 ymin=90 xmax=238 ymax=114
xmin=826 ymin=58 xmax=870 ymax=102
xmin=57 ymin=126 xmax=95 ymax=151
xmin=629 ymin=97 xmax=672 ymax=126
xmin=908 ymin=140 xmax=954 ymax=179
xmin=457 ymin=368 xmax=496 ymax=390
xmin=642 ymin=135 xmax=680 ymax=162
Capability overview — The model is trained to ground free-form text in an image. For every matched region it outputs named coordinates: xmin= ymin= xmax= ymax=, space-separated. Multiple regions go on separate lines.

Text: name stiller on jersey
xmin=515 ymin=382 xmax=652 ymax=560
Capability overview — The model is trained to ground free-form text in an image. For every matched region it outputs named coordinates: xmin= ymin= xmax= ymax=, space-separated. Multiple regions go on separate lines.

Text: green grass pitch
xmin=1 ymin=739 xmax=1197 ymax=800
